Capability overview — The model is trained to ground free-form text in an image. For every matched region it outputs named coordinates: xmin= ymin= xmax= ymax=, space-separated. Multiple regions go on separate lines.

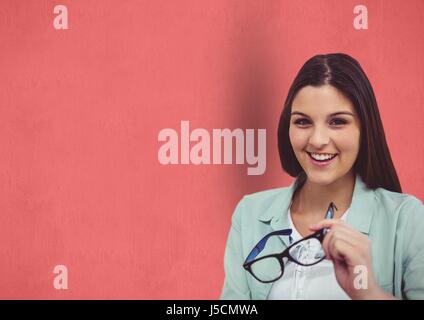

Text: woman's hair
xmin=278 ymin=53 xmax=402 ymax=193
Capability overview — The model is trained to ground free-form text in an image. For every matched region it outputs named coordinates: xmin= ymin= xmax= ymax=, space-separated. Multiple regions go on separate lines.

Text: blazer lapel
xmin=346 ymin=175 xmax=377 ymax=235
xmin=257 ymin=178 xmax=298 ymax=246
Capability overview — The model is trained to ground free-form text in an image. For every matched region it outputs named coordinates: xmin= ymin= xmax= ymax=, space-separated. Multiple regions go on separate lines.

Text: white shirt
xmin=267 ymin=208 xmax=351 ymax=300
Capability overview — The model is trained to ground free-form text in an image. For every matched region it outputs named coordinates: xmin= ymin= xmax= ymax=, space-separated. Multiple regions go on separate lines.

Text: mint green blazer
xmin=220 ymin=175 xmax=424 ymax=300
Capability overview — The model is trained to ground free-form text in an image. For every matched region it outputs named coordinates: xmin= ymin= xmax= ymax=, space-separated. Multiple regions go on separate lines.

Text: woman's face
xmin=289 ymin=85 xmax=361 ymax=186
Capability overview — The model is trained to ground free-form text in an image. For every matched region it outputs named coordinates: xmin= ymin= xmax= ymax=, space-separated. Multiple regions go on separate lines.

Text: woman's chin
xmin=304 ymin=171 xmax=338 ymax=186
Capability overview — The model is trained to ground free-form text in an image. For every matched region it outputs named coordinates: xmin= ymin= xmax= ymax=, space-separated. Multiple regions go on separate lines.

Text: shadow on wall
xmin=228 ymin=28 xmax=287 ymax=194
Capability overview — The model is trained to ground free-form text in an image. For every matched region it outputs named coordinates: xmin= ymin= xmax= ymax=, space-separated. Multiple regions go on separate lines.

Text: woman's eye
xmin=294 ymin=118 xmax=311 ymax=126
xmin=329 ymin=118 xmax=347 ymax=126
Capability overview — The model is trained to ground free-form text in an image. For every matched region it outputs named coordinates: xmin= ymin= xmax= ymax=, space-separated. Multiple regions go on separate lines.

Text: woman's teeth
xmin=308 ymin=152 xmax=337 ymax=161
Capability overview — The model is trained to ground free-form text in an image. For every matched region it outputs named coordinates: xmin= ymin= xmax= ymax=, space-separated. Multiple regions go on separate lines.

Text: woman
xmin=220 ymin=53 xmax=424 ymax=300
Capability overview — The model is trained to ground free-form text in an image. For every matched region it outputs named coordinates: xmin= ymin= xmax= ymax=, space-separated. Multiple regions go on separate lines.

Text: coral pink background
xmin=0 ymin=0 xmax=423 ymax=299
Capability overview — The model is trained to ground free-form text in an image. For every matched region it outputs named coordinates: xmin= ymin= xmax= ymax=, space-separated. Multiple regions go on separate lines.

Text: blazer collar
xmin=258 ymin=174 xmax=376 ymax=236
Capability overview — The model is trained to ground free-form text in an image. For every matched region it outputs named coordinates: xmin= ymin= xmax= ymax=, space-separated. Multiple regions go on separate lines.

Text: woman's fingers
xmin=319 ymin=222 xmax=371 ymax=266
xmin=325 ymin=231 xmax=357 ymax=265
xmin=310 ymin=219 xmax=364 ymax=241
xmin=309 ymin=218 xmax=340 ymax=231
xmin=325 ymin=227 xmax=359 ymax=248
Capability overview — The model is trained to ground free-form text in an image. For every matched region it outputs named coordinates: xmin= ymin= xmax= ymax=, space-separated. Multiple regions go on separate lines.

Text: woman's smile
xmin=306 ymin=151 xmax=338 ymax=167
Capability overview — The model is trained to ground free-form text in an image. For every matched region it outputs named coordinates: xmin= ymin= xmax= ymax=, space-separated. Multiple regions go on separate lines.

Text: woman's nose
xmin=308 ymin=127 xmax=330 ymax=149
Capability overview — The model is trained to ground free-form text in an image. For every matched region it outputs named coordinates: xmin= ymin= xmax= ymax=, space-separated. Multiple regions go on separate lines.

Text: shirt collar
xmin=258 ymin=174 xmax=376 ymax=235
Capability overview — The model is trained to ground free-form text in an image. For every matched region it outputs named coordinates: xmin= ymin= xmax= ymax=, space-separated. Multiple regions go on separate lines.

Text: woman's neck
xmin=291 ymin=171 xmax=356 ymax=219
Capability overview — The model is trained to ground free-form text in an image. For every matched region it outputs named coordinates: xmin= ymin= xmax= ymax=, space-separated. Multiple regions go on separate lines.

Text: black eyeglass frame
xmin=242 ymin=202 xmax=337 ymax=283
xmin=243 ymin=229 xmax=326 ymax=283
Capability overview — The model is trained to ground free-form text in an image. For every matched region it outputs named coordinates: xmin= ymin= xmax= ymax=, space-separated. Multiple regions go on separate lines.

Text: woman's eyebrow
xmin=290 ymin=111 xmax=355 ymax=117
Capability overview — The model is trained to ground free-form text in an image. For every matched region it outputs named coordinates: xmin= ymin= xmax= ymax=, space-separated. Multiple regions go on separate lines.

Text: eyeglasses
xmin=243 ymin=202 xmax=337 ymax=283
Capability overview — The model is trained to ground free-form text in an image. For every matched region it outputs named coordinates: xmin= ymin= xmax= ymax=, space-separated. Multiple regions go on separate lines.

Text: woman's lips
xmin=307 ymin=152 xmax=338 ymax=167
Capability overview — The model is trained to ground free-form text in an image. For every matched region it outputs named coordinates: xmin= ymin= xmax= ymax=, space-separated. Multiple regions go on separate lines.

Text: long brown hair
xmin=278 ymin=53 xmax=402 ymax=193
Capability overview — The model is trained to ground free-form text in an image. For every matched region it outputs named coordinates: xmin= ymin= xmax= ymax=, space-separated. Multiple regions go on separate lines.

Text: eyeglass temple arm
xmin=325 ymin=202 xmax=337 ymax=219
xmin=322 ymin=202 xmax=337 ymax=235
xmin=245 ymin=229 xmax=293 ymax=263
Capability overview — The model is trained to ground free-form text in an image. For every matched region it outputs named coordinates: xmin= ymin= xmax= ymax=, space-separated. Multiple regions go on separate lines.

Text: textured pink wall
xmin=0 ymin=0 xmax=423 ymax=299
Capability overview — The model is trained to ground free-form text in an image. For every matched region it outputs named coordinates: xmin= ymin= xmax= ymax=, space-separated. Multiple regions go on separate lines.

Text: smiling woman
xmin=220 ymin=53 xmax=424 ymax=300
xmin=288 ymin=85 xmax=361 ymax=187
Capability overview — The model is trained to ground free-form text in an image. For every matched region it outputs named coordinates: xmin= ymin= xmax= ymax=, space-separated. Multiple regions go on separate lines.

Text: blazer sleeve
xmin=401 ymin=197 xmax=424 ymax=299
xmin=220 ymin=197 xmax=251 ymax=300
